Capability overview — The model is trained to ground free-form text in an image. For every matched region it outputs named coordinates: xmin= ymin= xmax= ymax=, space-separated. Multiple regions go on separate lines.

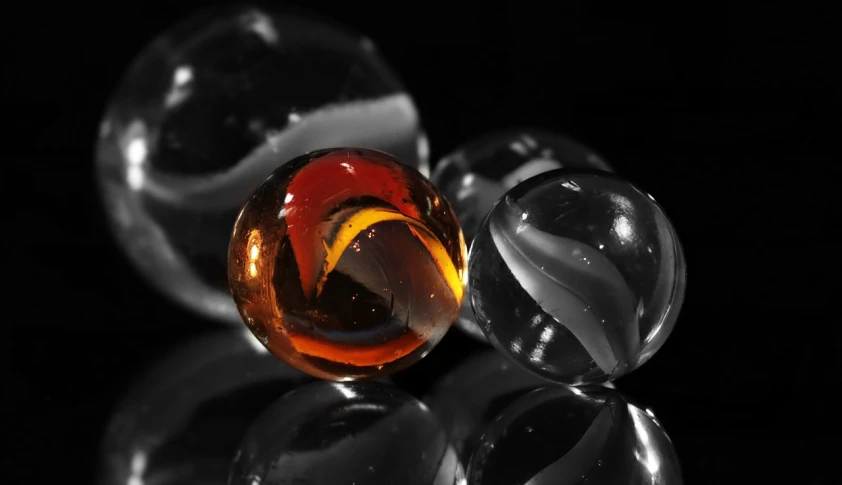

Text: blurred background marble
xmin=95 ymin=5 xmax=429 ymax=327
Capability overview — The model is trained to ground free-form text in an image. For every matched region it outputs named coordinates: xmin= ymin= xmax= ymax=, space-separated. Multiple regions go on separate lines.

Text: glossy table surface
xmin=5 ymin=2 xmax=837 ymax=484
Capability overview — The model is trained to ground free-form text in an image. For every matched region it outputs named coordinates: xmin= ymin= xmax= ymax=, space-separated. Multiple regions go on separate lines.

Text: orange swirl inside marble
xmin=229 ymin=149 xmax=467 ymax=378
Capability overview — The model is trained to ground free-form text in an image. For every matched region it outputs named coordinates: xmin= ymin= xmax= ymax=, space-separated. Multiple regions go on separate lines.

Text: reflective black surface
xmin=423 ymin=350 xmax=548 ymax=464
xmin=7 ymin=2 xmax=838 ymax=484
xmin=467 ymin=386 xmax=682 ymax=484
xmin=97 ymin=331 xmax=309 ymax=485
xmin=230 ymin=380 xmax=463 ymax=484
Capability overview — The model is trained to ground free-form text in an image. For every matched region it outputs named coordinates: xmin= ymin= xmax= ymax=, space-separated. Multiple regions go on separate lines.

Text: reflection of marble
xmin=97 ymin=331 xmax=310 ymax=485
xmin=95 ymin=5 xmax=428 ymax=326
xmin=423 ymin=350 xmax=548 ymax=464
xmin=230 ymin=380 xmax=464 ymax=485
xmin=468 ymin=386 xmax=682 ymax=485
xmin=470 ymin=170 xmax=686 ymax=385
xmin=431 ymin=129 xmax=613 ymax=342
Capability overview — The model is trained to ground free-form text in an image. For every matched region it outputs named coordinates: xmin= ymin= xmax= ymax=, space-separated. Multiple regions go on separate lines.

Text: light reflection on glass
xmin=246 ymin=229 xmax=262 ymax=278
xmin=126 ymin=450 xmax=147 ymax=485
xmin=333 ymin=382 xmax=358 ymax=399
xmin=240 ymin=9 xmax=278 ymax=44
xmin=165 ymin=65 xmax=193 ymax=108
xmin=122 ymin=121 xmax=149 ymax=191
xmin=629 ymin=403 xmax=662 ymax=478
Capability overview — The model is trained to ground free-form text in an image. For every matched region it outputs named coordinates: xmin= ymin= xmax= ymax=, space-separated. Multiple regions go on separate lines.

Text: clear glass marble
xmin=430 ymin=130 xmax=612 ymax=341
xmin=97 ymin=331 xmax=309 ymax=485
xmin=229 ymin=381 xmax=464 ymax=485
xmin=95 ymin=5 xmax=428 ymax=325
xmin=469 ymin=170 xmax=686 ymax=384
xmin=468 ymin=386 xmax=683 ymax=485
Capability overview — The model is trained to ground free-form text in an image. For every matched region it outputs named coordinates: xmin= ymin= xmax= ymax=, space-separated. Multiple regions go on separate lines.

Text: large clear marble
xmin=468 ymin=386 xmax=683 ymax=484
xmin=96 ymin=5 xmax=428 ymax=325
xmin=97 ymin=331 xmax=309 ymax=485
xmin=469 ymin=170 xmax=686 ymax=384
xmin=229 ymin=380 xmax=464 ymax=485
xmin=430 ymin=130 xmax=612 ymax=341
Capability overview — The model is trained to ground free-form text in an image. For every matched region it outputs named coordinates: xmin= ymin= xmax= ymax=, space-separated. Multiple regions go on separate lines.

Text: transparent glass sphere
xmin=468 ymin=386 xmax=683 ymax=485
xmin=95 ymin=5 xmax=428 ymax=325
xmin=430 ymin=130 xmax=612 ymax=341
xmin=469 ymin=170 xmax=686 ymax=385
xmin=423 ymin=350 xmax=548 ymax=464
xmin=229 ymin=148 xmax=467 ymax=381
xmin=229 ymin=380 xmax=464 ymax=485
xmin=97 ymin=331 xmax=309 ymax=485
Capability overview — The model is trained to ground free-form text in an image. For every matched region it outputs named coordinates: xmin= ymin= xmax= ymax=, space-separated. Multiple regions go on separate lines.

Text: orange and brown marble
xmin=229 ymin=148 xmax=467 ymax=380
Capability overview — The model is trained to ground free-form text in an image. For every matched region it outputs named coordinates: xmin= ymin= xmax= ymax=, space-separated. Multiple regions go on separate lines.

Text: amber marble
xmin=229 ymin=148 xmax=467 ymax=380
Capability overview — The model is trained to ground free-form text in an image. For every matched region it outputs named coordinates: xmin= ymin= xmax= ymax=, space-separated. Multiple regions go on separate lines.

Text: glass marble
xmin=467 ymin=386 xmax=683 ymax=484
xmin=423 ymin=350 xmax=549 ymax=464
xmin=230 ymin=380 xmax=464 ymax=485
xmin=229 ymin=148 xmax=467 ymax=381
xmin=97 ymin=331 xmax=309 ymax=485
xmin=430 ymin=129 xmax=613 ymax=341
xmin=469 ymin=170 xmax=686 ymax=384
xmin=95 ymin=5 xmax=428 ymax=326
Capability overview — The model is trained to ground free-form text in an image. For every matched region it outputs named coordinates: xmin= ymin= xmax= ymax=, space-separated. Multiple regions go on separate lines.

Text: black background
xmin=5 ymin=1 xmax=839 ymax=483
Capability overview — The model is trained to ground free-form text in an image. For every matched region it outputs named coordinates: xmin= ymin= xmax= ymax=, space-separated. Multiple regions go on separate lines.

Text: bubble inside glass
xmin=469 ymin=169 xmax=686 ymax=384
xmin=430 ymin=130 xmax=612 ymax=341
xmin=95 ymin=5 xmax=428 ymax=325
xmin=229 ymin=148 xmax=467 ymax=381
